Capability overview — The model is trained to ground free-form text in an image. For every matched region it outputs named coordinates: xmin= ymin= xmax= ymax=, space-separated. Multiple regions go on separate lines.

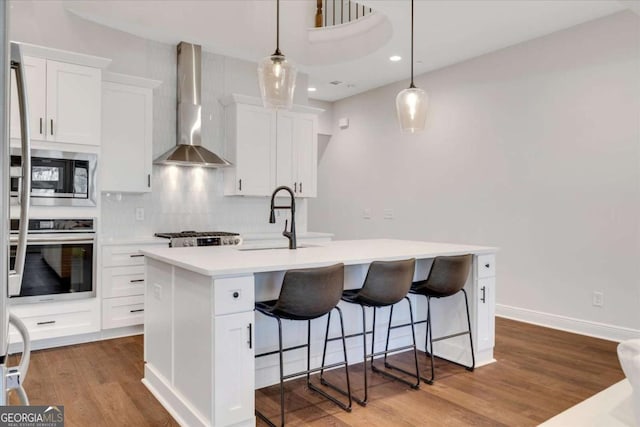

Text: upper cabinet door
xmin=234 ymin=104 xmax=276 ymax=196
xmin=275 ymin=111 xmax=296 ymax=190
xmin=46 ymin=60 xmax=101 ymax=145
xmin=293 ymin=113 xmax=318 ymax=198
xmin=10 ymin=56 xmax=47 ymax=142
xmin=101 ymin=82 xmax=153 ymax=193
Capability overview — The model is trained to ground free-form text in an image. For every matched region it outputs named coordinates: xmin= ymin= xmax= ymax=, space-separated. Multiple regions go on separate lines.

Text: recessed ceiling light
xmin=389 ymin=55 xmax=402 ymax=62
xmin=307 ymin=87 xmax=317 ymax=92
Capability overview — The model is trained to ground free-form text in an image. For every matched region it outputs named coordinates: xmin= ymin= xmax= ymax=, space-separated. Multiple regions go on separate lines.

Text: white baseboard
xmin=8 ymin=325 xmax=143 ymax=354
xmin=496 ymin=304 xmax=640 ymax=342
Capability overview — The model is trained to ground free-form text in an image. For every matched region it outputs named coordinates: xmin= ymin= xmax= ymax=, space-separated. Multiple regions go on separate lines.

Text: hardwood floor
xmin=9 ymin=318 xmax=624 ymax=426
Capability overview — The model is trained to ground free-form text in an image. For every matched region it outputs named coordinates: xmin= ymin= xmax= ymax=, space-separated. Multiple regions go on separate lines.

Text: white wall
xmin=309 ymin=11 xmax=640 ymax=337
xmin=9 ymin=0 xmax=310 ymax=237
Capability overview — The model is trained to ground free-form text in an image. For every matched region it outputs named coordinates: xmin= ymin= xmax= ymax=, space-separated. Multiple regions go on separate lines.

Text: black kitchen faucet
xmin=269 ymin=186 xmax=297 ymax=249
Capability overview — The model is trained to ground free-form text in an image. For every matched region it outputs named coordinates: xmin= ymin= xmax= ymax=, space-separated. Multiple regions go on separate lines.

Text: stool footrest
xmin=432 ymin=330 xmax=470 ymax=343
xmin=282 ymin=361 xmax=347 ymax=381
xmin=255 ymin=342 xmax=308 ymax=358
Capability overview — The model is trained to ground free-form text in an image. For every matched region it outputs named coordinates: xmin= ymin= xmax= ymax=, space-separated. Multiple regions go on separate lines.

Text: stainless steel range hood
xmin=154 ymin=42 xmax=231 ymax=168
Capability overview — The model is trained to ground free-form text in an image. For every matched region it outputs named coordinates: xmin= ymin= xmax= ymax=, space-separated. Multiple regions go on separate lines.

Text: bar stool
xmin=387 ymin=254 xmax=474 ymax=384
xmin=254 ymin=263 xmax=352 ymax=427
xmin=323 ymin=258 xmax=420 ymax=406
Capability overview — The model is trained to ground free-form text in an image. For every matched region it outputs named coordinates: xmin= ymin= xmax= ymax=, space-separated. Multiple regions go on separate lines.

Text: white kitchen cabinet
xmin=222 ymin=94 xmax=322 ymax=197
xmin=9 ymin=299 xmax=100 ymax=344
xmin=101 ymin=73 xmax=161 ymax=193
xmin=224 ymin=102 xmax=277 ymax=196
xmin=474 ymin=254 xmax=496 ymax=354
xmin=101 ymin=241 xmax=167 ymax=330
xmin=213 ymin=311 xmax=255 ymax=426
xmin=144 ymin=262 xmax=255 ymax=427
xmin=276 ymin=111 xmax=318 ymax=197
xmin=10 ymin=56 xmax=102 ymax=146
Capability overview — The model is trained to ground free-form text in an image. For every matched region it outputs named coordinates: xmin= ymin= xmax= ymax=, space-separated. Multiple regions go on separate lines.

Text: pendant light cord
xmin=410 ymin=0 xmax=415 ymax=89
xmin=274 ymin=0 xmax=282 ymax=56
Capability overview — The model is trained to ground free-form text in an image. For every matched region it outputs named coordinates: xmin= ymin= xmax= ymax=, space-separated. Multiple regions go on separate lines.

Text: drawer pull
xmin=248 ymin=323 xmax=252 ymax=349
xmin=481 ymin=286 xmax=486 ymax=303
xmin=233 ymin=291 xmax=239 ymax=299
xmin=130 ymin=254 xmax=144 ymax=258
xmin=130 ymin=279 xmax=145 ymax=283
xmin=130 ymin=309 xmax=144 ymax=313
xmin=37 ymin=320 xmax=56 ymax=326
xmin=485 ymin=263 xmax=490 ymax=268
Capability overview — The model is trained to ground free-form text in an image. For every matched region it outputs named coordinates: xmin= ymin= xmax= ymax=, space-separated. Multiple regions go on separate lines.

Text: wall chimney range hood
xmin=154 ymin=42 xmax=231 ymax=168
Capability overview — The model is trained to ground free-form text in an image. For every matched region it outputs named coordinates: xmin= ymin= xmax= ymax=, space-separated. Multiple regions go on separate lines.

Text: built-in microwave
xmin=10 ymin=148 xmax=97 ymax=207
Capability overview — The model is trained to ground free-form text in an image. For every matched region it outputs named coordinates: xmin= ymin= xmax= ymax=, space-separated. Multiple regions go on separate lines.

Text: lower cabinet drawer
xmin=9 ymin=307 xmax=99 ymax=343
xmin=102 ymin=295 xmax=145 ymax=329
xmin=102 ymin=265 xmax=146 ymax=298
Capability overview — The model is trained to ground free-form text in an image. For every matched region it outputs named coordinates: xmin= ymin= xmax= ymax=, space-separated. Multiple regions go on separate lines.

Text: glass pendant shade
xmin=258 ymin=53 xmax=297 ymax=109
xmin=396 ymin=86 xmax=428 ymax=133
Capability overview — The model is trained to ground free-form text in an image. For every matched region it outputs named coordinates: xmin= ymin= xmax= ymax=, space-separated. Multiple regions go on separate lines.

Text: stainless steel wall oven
xmin=10 ymin=148 xmax=97 ymax=206
xmin=9 ymin=218 xmax=96 ymax=303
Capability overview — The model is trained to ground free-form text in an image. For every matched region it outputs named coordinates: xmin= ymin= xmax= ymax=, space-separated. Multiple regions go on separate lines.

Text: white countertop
xmin=100 ymin=236 xmax=168 ymax=246
xmin=241 ymin=231 xmax=334 ymax=242
xmin=141 ymin=239 xmax=498 ymax=277
xmin=540 ymin=380 xmax=636 ymax=427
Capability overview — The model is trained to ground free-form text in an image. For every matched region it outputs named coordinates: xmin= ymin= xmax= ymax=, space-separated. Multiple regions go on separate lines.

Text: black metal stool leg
xmin=373 ymin=298 xmax=420 ymax=389
xmin=319 ymin=311 xmax=332 ymax=381
xmin=462 ymin=289 xmax=476 ymax=371
xmin=423 ymin=296 xmax=435 ymax=384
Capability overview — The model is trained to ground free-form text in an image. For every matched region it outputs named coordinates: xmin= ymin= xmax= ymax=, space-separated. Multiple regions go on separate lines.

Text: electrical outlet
xmin=153 ymin=284 xmax=162 ymax=300
xmin=362 ymin=208 xmax=372 ymax=219
xmin=135 ymin=207 xmax=145 ymax=221
xmin=592 ymin=291 xmax=604 ymax=307
xmin=383 ymin=209 xmax=394 ymax=220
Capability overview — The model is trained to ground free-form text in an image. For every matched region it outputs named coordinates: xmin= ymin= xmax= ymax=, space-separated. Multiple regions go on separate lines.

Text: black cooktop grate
xmin=155 ymin=231 xmax=240 ymax=239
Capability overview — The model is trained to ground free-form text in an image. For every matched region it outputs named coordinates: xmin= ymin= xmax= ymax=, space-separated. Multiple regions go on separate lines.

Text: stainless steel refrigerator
xmin=1 ymin=1 xmax=32 ymax=406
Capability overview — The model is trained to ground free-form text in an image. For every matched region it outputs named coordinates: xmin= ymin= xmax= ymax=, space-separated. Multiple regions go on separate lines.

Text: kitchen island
xmin=141 ymin=239 xmax=498 ymax=427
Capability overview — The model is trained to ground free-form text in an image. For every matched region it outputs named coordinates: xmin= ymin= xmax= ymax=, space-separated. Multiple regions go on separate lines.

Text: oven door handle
xmin=9 ymin=42 xmax=32 ymax=297
xmin=9 ymin=234 xmax=96 ymax=244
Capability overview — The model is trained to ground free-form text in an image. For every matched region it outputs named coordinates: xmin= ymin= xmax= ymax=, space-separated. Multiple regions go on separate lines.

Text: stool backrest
xmin=424 ymin=255 xmax=472 ymax=296
xmin=273 ymin=263 xmax=345 ymax=319
xmin=359 ymin=258 xmax=416 ymax=306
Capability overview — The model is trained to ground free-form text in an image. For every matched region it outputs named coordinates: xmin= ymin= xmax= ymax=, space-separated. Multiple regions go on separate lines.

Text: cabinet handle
xmin=50 ymin=119 xmax=53 ymax=135
xmin=485 ymin=263 xmax=490 ymax=269
xmin=248 ymin=323 xmax=252 ymax=349
xmin=299 ymin=182 xmax=303 ymax=193
xmin=294 ymin=182 xmax=297 ymax=193
xmin=232 ymin=291 xmax=239 ymax=299
xmin=39 ymin=118 xmax=43 ymax=134
xmin=239 ymin=179 xmax=242 ymax=191
xmin=130 ymin=254 xmax=144 ymax=258
xmin=148 ymin=174 xmax=151 ymax=188
xmin=37 ymin=320 xmax=56 ymax=326
xmin=130 ymin=279 xmax=145 ymax=283
xmin=481 ymin=286 xmax=486 ymax=303
xmin=130 ymin=309 xmax=144 ymax=313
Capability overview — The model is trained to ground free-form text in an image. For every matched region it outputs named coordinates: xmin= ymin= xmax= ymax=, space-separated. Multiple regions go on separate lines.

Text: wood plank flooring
xmin=9 ymin=318 xmax=624 ymax=426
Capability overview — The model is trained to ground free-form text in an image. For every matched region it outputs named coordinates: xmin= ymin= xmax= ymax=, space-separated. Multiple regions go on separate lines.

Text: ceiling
xmin=63 ymin=0 xmax=632 ymax=102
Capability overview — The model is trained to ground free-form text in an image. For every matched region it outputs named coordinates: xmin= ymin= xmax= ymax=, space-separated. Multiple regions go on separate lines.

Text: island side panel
xmin=144 ymin=258 xmax=214 ymax=427
xmin=173 ymin=267 xmax=215 ymax=424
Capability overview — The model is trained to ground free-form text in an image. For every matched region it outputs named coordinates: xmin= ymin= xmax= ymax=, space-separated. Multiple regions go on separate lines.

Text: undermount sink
xmin=237 ymin=244 xmax=318 ymax=251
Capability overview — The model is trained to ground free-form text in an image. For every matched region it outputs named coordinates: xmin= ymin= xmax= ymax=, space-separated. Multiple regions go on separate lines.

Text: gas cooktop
xmin=155 ymin=231 xmax=242 ymax=248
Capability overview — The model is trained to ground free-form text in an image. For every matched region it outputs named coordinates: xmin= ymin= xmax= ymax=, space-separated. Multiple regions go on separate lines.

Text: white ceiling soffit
xmin=63 ymin=0 xmax=627 ymax=102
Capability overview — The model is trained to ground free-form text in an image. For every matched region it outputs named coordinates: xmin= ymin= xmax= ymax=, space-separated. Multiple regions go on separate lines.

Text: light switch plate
xmin=135 ymin=207 xmax=145 ymax=221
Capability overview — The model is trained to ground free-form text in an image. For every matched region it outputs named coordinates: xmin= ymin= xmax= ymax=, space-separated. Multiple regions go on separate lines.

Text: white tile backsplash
xmin=99 ymin=41 xmax=308 ymax=238
xmin=101 ymin=165 xmax=307 ymax=237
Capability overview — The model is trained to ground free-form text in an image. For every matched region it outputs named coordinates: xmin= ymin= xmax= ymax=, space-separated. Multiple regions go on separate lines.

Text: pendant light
xmin=258 ymin=0 xmax=297 ymax=109
xmin=396 ymin=0 xmax=428 ymax=133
